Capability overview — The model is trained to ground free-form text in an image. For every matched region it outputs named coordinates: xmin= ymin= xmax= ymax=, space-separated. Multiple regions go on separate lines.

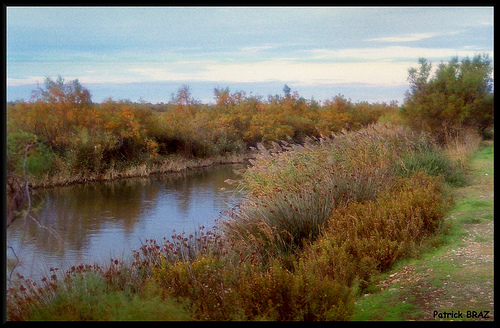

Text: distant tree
xmin=18 ymin=76 xmax=95 ymax=150
xmin=172 ymin=85 xmax=199 ymax=114
xmin=283 ymin=84 xmax=291 ymax=97
xmin=401 ymin=54 xmax=493 ymax=142
xmin=214 ymin=86 xmax=232 ymax=108
xmin=174 ymin=85 xmax=193 ymax=106
xmin=31 ymin=75 xmax=92 ymax=107
xmin=214 ymin=87 xmax=246 ymax=109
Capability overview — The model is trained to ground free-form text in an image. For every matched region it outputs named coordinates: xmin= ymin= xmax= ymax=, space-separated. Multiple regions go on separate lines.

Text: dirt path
xmin=354 ymin=141 xmax=494 ymax=321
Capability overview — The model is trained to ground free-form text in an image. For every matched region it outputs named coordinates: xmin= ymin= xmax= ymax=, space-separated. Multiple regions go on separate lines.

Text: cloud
xmin=304 ymin=46 xmax=492 ymax=62
xmin=238 ymin=45 xmax=275 ymax=53
xmin=120 ymin=60 xmax=412 ymax=87
xmin=366 ymin=33 xmax=439 ymax=43
xmin=6 ymin=45 xmax=493 ymax=90
xmin=7 ymin=77 xmax=44 ymax=86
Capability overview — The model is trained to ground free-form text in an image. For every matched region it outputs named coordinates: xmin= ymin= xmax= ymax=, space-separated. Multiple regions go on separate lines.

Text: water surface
xmin=7 ymin=164 xmax=245 ymax=280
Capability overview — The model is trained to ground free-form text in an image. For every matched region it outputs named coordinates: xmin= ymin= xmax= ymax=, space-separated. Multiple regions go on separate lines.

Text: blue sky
xmin=6 ymin=6 xmax=494 ymax=104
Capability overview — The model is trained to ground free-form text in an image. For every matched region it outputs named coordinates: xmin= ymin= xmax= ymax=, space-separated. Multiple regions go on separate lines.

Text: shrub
xmin=401 ymin=55 xmax=493 ymax=143
xmin=6 ymin=130 xmax=59 ymax=179
xmin=301 ymin=172 xmax=451 ymax=290
xmin=151 ymin=254 xmax=356 ymax=321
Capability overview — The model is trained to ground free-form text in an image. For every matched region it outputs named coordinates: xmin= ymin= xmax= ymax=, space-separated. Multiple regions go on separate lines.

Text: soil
xmin=376 ymin=219 xmax=494 ymax=321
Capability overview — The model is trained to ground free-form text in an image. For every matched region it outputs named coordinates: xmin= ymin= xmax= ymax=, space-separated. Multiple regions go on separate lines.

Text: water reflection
xmin=7 ymin=164 xmax=245 ymax=279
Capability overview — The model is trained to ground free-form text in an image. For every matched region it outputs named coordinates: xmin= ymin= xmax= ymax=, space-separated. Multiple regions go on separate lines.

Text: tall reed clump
xmin=300 ymin=172 xmax=451 ymax=290
xmin=442 ymin=127 xmax=483 ymax=172
xmin=221 ymin=122 xmax=445 ymax=263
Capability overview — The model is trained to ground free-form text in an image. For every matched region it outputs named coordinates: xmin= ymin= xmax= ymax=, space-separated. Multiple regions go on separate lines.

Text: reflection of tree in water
xmin=10 ymin=178 xmax=160 ymax=256
xmin=156 ymin=164 xmax=243 ymax=217
xmin=7 ymin=163 xmax=247 ymax=277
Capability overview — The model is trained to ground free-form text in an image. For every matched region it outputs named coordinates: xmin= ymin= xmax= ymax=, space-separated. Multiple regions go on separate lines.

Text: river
xmin=6 ymin=163 xmax=246 ymax=280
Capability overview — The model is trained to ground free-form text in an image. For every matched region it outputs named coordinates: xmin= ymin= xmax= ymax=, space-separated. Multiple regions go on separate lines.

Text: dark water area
xmin=6 ymin=164 xmax=246 ymax=280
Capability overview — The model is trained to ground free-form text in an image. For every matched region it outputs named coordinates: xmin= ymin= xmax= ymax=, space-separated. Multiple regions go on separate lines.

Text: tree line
xmin=7 ymin=79 xmax=399 ymax=180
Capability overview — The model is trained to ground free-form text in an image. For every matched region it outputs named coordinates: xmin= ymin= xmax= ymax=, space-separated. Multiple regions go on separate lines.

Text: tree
xmin=214 ymin=86 xmax=232 ymax=108
xmin=283 ymin=84 xmax=291 ymax=97
xmin=31 ymin=75 xmax=92 ymax=107
xmin=401 ymin=54 xmax=493 ymax=142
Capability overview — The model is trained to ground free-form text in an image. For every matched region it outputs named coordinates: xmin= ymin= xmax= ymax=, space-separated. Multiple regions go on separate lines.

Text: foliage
xmin=401 ymin=54 xmax=494 ymax=142
xmin=6 ymin=130 xmax=58 ymax=179
xmin=6 ymin=79 xmax=399 ymax=187
xmin=222 ymin=123 xmax=445 ymax=262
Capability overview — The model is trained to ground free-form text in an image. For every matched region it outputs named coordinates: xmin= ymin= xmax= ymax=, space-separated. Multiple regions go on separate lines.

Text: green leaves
xmin=402 ymin=54 xmax=494 ymax=142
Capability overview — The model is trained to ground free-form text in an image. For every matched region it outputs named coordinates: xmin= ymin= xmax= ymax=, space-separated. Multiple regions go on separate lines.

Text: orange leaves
xmin=102 ymin=103 xmax=148 ymax=141
xmin=118 ymin=107 xmax=142 ymax=139
xmin=145 ymin=138 xmax=159 ymax=159
xmin=7 ymin=81 xmax=400 ymax=180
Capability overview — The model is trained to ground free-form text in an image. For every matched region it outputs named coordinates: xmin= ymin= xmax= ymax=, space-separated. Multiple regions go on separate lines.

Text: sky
xmin=6 ymin=6 xmax=494 ymax=105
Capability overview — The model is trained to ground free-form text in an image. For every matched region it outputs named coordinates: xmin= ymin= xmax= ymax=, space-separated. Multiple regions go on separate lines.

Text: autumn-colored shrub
xmin=301 ymin=172 xmax=451 ymax=290
xmin=150 ymin=253 xmax=355 ymax=320
xmin=7 ymin=79 xmax=399 ymax=188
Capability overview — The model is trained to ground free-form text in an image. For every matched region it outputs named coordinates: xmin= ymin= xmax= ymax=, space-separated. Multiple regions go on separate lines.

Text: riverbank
xmin=352 ymin=140 xmax=494 ymax=321
xmin=28 ymin=151 xmax=254 ymax=189
xmin=6 ymin=150 xmax=254 ymax=228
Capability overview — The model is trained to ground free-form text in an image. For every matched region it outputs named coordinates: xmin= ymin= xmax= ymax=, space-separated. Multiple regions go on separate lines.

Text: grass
xmin=354 ymin=286 xmax=420 ymax=321
xmin=223 ymin=123 xmax=451 ymax=263
xmin=6 ymin=123 xmax=487 ymax=321
xmin=27 ymin=274 xmax=191 ymax=321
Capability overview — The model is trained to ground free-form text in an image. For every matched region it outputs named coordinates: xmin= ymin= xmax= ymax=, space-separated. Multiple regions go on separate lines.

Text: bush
xmin=396 ymin=146 xmax=467 ymax=187
xmin=301 ymin=172 xmax=451 ymax=290
xmin=151 ymin=254 xmax=355 ymax=320
xmin=7 ymin=130 xmax=59 ymax=178
xmin=401 ymin=55 xmax=493 ymax=143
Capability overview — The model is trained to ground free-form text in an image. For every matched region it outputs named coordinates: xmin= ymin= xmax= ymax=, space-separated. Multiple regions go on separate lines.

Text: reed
xmin=442 ymin=127 xmax=483 ymax=171
xmin=221 ymin=122 xmax=440 ymax=261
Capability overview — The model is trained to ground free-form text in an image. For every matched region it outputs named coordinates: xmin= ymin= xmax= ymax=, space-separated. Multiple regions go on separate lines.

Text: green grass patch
xmin=397 ymin=147 xmax=468 ymax=187
xmin=473 ymin=143 xmax=494 ymax=161
xmin=25 ymin=273 xmax=191 ymax=321
xmin=353 ymin=287 xmax=420 ymax=321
